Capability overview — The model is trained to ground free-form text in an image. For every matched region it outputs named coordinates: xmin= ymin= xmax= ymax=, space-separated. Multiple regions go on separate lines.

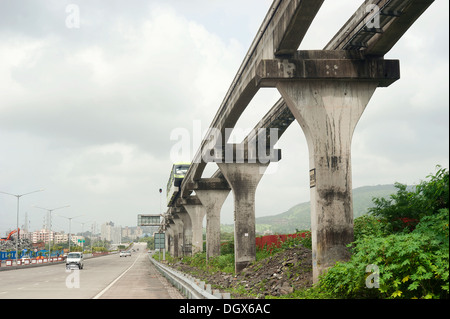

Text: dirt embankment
xmin=170 ymin=245 xmax=313 ymax=299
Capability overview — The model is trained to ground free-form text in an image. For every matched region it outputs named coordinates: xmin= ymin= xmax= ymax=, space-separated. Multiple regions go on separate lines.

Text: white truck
xmin=66 ymin=252 xmax=84 ymax=269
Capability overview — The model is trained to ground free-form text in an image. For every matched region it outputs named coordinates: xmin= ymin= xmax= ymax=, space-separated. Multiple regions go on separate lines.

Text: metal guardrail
xmin=0 ymin=252 xmax=115 ymax=272
xmin=149 ymin=255 xmax=230 ymax=299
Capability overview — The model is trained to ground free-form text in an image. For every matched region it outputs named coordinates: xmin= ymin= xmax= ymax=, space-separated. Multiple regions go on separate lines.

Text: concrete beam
xmin=274 ymin=0 xmax=325 ymax=56
xmin=193 ymin=178 xmax=230 ymax=191
xmin=182 ymin=0 xmax=323 ymax=186
xmin=365 ymin=0 xmax=435 ymax=56
xmin=256 ymin=50 xmax=400 ymax=87
xmin=325 ymin=0 xmax=435 ymax=56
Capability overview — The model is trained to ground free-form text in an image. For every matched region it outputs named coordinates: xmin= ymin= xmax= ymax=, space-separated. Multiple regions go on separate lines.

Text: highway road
xmin=0 ymin=243 xmax=184 ymax=299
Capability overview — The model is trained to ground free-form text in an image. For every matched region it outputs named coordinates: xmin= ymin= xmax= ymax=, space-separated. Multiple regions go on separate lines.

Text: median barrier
xmin=0 ymin=251 xmax=112 ymax=272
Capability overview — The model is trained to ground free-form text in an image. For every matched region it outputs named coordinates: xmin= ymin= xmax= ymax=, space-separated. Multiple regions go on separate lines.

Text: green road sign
xmin=154 ymin=233 xmax=165 ymax=249
xmin=138 ymin=214 xmax=161 ymax=226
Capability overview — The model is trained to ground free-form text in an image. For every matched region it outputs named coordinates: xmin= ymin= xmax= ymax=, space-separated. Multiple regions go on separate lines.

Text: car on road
xmin=119 ymin=251 xmax=131 ymax=257
xmin=66 ymin=252 xmax=84 ymax=269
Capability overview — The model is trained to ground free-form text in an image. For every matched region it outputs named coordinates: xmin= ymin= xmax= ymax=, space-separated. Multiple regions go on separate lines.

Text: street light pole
xmin=75 ymin=219 xmax=92 ymax=253
xmin=56 ymin=214 xmax=83 ymax=253
xmin=0 ymin=189 xmax=44 ymax=265
xmin=33 ymin=205 xmax=70 ymax=258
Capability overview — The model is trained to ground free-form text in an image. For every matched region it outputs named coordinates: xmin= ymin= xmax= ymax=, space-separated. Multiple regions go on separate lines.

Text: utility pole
xmin=0 ymin=189 xmax=44 ymax=264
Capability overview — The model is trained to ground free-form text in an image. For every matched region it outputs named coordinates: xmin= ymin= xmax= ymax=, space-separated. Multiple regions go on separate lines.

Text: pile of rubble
xmin=171 ymin=245 xmax=313 ymax=299
xmin=0 ymin=238 xmax=33 ymax=252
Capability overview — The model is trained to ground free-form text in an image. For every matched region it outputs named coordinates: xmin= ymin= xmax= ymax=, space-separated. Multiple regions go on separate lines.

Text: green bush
xmin=368 ymin=166 xmax=448 ymax=234
xmin=209 ymin=254 xmax=235 ymax=273
xmin=319 ymin=166 xmax=449 ymax=299
xmin=320 ymin=209 xmax=449 ymax=299
xmin=220 ymin=240 xmax=234 ymax=255
xmin=353 ymin=215 xmax=384 ymax=240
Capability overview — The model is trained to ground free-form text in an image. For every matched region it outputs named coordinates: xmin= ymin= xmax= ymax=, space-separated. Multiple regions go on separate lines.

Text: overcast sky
xmin=1 ymin=0 xmax=448 ymax=235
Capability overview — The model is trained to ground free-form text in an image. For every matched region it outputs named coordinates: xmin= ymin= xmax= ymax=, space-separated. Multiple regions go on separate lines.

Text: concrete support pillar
xmin=166 ymin=226 xmax=175 ymax=256
xmin=277 ymin=80 xmax=378 ymax=282
xmin=176 ymin=209 xmax=193 ymax=256
xmin=196 ymin=189 xmax=230 ymax=259
xmin=172 ymin=217 xmax=184 ymax=258
xmin=164 ymin=229 xmax=170 ymax=254
xmin=217 ymin=162 xmax=269 ymax=273
xmin=183 ymin=198 xmax=206 ymax=255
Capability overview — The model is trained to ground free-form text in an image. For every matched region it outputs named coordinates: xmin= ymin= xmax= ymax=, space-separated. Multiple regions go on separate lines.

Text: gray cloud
xmin=1 ymin=0 xmax=448 ymax=234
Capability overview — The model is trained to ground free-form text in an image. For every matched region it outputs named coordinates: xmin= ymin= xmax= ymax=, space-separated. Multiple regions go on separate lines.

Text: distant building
xmin=101 ymin=221 xmax=122 ymax=244
xmin=54 ymin=232 xmax=68 ymax=244
xmin=122 ymin=226 xmax=144 ymax=241
xmin=21 ymin=229 xmax=70 ymax=244
xmin=70 ymin=235 xmax=85 ymax=246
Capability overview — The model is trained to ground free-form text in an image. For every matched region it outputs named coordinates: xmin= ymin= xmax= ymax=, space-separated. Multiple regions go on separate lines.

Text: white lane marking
xmin=92 ymin=254 xmax=141 ymax=299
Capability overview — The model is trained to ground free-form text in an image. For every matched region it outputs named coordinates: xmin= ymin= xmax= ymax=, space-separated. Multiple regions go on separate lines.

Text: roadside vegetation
xmin=315 ymin=166 xmax=449 ymax=299
xmin=156 ymin=166 xmax=449 ymax=299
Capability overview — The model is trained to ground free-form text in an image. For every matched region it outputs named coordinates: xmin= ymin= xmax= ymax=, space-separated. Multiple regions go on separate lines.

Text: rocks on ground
xmin=170 ymin=245 xmax=313 ymax=299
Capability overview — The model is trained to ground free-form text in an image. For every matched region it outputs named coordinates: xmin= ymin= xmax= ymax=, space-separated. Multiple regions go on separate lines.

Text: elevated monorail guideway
xmin=165 ymin=0 xmax=435 ymax=279
xmin=180 ymin=0 xmax=435 ymax=199
xmin=325 ymin=0 xmax=435 ymax=55
xmin=180 ymin=0 xmax=325 ymax=194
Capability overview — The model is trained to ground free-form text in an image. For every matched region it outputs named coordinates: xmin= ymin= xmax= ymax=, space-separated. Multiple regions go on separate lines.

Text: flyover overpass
xmin=162 ymin=0 xmax=434 ymax=283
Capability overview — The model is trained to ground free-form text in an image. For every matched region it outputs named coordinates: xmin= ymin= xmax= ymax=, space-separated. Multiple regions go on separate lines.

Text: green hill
xmin=252 ymin=184 xmax=399 ymax=234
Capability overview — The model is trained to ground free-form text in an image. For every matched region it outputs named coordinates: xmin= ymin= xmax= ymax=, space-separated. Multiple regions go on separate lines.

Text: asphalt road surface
xmin=0 ymin=243 xmax=184 ymax=299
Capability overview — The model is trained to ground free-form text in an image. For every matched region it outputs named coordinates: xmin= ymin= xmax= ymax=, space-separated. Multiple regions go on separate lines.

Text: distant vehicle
xmin=66 ymin=252 xmax=84 ymax=269
xmin=166 ymin=162 xmax=190 ymax=206
xmin=120 ymin=251 xmax=131 ymax=257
